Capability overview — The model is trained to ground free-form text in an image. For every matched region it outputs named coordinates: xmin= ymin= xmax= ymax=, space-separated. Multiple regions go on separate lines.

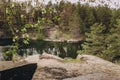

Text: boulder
xmin=40 ymin=53 xmax=64 ymax=62
xmin=24 ymin=54 xmax=40 ymax=63
xmin=24 ymin=53 xmax=64 ymax=63
xmin=1 ymin=54 xmax=120 ymax=80
xmin=33 ymin=54 xmax=120 ymax=80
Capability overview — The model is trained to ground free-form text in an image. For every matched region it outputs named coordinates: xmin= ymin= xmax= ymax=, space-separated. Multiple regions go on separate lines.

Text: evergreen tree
xmin=84 ymin=7 xmax=96 ymax=31
xmin=95 ymin=6 xmax=112 ymax=27
xmin=79 ymin=23 xmax=107 ymax=59
xmin=105 ymin=19 xmax=120 ymax=61
xmin=79 ymin=20 xmax=120 ymax=61
xmin=69 ymin=5 xmax=81 ymax=37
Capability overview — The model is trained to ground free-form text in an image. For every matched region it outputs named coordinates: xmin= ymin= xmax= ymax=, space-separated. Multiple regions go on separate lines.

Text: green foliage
xmin=0 ymin=0 xmax=116 ymax=37
xmin=0 ymin=1 xmax=51 ymax=59
xmin=79 ymin=23 xmax=106 ymax=57
xmin=104 ymin=19 xmax=120 ymax=60
xmin=0 ymin=0 xmax=120 ymax=61
xmin=79 ymin=20 xmax=120 ymax=61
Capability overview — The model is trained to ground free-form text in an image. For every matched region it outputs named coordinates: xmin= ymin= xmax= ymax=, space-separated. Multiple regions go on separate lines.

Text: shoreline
xmin=43 ymin=38 xmax=84 ymax=43
xmin=0 ymin=37 xmax=84 ymax=43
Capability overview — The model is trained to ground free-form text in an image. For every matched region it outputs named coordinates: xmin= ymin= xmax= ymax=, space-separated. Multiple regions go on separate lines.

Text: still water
xmin=0 ymin=39 xmax=82 ymax=60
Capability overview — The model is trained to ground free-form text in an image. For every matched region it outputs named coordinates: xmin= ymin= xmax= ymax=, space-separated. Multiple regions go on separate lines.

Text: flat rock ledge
xmin=1 ymin=54 xmax=120 ymax=80
xmin=32 ymin=54 xmax=120 ymax=80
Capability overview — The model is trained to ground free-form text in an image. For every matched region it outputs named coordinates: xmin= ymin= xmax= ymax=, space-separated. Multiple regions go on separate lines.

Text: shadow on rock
xmin=0 ymin=63 xmax=37 ymax=80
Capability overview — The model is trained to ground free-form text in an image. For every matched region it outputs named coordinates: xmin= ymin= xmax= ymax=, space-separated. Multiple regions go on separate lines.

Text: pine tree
xmin=79 ymin=20 xmax=120 ymax=61
xmin=105 ymin=19 xmax=120 ymax=61
xmin=79 ymin=23 xmax=107 ymax=58
xmin=69 ymin=5 xmax=81 ymax=37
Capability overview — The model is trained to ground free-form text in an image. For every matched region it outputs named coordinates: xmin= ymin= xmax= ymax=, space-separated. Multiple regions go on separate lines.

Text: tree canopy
xmin=0 ymin=0 xmax=120 ymax=61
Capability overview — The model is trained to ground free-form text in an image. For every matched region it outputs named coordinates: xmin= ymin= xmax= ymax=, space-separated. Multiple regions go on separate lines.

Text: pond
xmin=0 ymin=39 xmax=83 ymax=60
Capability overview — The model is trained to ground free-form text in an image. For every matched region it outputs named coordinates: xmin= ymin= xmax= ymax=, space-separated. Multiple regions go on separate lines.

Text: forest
xmin=0 ymin=0 xmax=120 ymax=62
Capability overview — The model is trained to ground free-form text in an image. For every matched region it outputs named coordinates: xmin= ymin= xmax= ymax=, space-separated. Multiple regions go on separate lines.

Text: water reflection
xmin=0 ymin=40 xmax=82 ymax=60
xmin=17 ymin=40 xmax=82 ymax=58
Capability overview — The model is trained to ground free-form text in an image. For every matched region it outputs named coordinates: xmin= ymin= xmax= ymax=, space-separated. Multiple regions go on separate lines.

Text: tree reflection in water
xmin=1 ymin=40 xmax=82 ymax=60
